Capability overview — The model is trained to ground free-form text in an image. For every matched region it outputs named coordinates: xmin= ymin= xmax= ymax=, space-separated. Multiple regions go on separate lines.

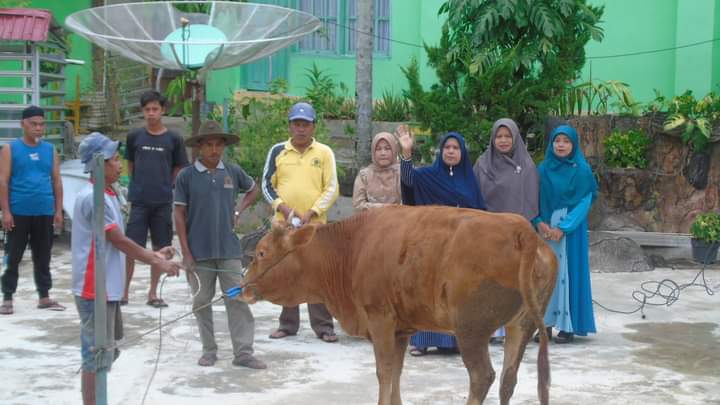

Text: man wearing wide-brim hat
xmin=173 ymin=120 xmax=266 ymax=369
xmin=183 ymin=120 xmax=240 ymax=148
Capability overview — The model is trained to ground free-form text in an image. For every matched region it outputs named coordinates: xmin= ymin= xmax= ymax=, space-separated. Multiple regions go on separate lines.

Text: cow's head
xmin=239 ymin=222 xmax=317 ymax=305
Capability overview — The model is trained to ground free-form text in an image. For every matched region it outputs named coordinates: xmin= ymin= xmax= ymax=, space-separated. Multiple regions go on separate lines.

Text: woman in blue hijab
xmin=396 ymin=125 xmax=486 ymax=356
xmin=534 ymin=125 xmax=598 ymax=344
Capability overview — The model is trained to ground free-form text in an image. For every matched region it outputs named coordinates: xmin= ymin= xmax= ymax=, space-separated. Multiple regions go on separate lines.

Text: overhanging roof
xmin=0 ymin=8 xmax=64 ymax=45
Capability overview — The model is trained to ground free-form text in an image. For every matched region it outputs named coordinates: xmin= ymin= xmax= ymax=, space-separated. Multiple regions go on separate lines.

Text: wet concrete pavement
xmin=1 ymin=238 xmax=718 ymax=405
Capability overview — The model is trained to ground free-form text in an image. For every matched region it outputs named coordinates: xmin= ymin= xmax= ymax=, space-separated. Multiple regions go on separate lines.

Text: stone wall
xmin=568 ymin=115 xmax=720 ymax=233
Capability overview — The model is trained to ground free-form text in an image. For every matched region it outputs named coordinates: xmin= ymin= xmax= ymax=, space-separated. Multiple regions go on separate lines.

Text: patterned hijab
xmin=358 ymin=132 xmax=401 ymax=204
xmin=409 ymin=132 xmax=486 ymax=209
xmin=474 ymin=118 xmax=539 ymax=220
xmin=538 ymin=125 xmax=598 ymax=223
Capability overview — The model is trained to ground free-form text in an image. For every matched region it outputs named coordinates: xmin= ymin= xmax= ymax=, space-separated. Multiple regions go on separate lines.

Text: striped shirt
xmin=262 ymin=139 xmax=339 ymax=223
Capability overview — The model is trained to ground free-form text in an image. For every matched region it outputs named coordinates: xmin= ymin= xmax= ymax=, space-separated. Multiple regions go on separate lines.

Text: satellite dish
xmin=65 ymin=1 xmax=321 ymax=71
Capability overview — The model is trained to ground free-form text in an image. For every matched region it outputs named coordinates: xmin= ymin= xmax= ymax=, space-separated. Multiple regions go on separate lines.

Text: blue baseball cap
xmin=288 ymin=102 xmax=316 ymax=122
xmin=78 ymin=132 xmax=120 ymax=173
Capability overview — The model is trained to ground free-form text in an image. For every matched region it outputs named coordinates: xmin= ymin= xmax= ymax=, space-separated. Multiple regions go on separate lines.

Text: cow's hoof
xmin=554 ymin=331 xmax=575 ymax=344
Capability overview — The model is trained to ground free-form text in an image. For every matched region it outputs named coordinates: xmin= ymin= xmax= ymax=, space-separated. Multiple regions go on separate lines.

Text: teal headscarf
xmin=538 ymin=125 xmax=598 ymax=223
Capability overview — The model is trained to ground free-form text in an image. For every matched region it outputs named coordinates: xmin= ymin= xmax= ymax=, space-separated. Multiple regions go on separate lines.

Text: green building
xmin=19 ymin=0 xmax=720 ymax=106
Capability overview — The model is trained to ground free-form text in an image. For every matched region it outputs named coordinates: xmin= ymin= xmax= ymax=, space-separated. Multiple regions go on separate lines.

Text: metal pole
xmin=31 ymin=43 xmax=40 ymax=106
xmin=222 ymin=98 xmax=229 ymax=133
xmin=190 ymin=81 xmax=202 ymax=162
xmin=92 ymin=153 xmax=108 ymax=405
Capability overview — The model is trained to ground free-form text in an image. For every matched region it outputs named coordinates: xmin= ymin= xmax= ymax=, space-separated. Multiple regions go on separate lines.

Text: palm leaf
xmin=530 ymin=2 xmax=561 ymax=38
xmin=696 ymin=118 xmax=712 ymax=138
xmin=557 ymin=0 xmax=575 ymax=17
xmin=475 ymin=6 xmax=500 ymax=41
xmin=496 ymin=0 xmax=518 ymax=19
xmin=663 ymin=113 xmax=687 ymax=131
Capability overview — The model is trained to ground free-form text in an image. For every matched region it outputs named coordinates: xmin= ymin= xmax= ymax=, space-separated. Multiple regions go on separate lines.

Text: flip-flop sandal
xmin=318 ymin=332 xmax=338 ymax=343
xmin=0 ymin=303 xmax=13 ymax=315
xmin=37 ymin=300 xmax=66 ymax=311
xmin=409 ymin=347 xmax=428 ymax=357
xmin=268 ymin=329 xmax=295 ymax=339
xmin=146 ymin=298 xmax=168 ymax=308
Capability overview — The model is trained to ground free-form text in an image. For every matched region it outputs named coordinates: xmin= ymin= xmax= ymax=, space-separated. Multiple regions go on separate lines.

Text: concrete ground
xmin=1 ymin=237 xmax=719 ymax=405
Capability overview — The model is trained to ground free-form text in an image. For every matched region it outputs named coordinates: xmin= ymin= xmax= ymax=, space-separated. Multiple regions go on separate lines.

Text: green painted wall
xmin=0 ymin=0 xmax=91 ymax=104
xmin=418 ymin=0 xmax=445 ymax=89
xmin=714 ymin=1 xmax=720 ymax=89
xmin=673 ymin=0 xmax=718 ymax=96
xmin=578 ymin=0 xmax=720 ymax=102
xmin=581 ymin=0 xmax=678 ymax=102
xmin=207 ymin=0 xmax=447 ymax=103
xmin=23 ymin=0 xmax=720 ymax=109
xmin=213 ymin=0 xmax=720 ymax=106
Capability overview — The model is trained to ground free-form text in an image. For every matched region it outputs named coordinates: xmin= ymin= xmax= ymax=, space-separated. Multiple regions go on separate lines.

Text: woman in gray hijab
xmin=473 ymin=118 xmax=540 ymax=342
xmin=474 ymin=118 xmax=539 ymax=220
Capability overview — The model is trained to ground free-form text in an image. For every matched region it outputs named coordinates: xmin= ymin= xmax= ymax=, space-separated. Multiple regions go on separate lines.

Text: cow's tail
xmin=516 ymin=225 xmax=550 ymax=405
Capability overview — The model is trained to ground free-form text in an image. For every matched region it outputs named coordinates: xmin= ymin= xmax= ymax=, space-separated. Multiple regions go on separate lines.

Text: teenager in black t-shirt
xmin=123 ymin=90 xmax=188 ymax=307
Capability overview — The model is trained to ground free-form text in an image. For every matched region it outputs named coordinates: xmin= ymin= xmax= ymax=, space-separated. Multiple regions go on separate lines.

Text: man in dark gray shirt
xmin=174 ymin=120 xmax=265 ymax=369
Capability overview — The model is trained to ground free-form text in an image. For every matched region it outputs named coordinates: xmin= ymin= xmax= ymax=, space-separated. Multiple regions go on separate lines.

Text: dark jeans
xmin=2 ymin=215 xmax=54 ymax=301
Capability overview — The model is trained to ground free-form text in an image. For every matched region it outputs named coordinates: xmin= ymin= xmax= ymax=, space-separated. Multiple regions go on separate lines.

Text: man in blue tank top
xmin=0 ymin=106 xmax=64 ymax=315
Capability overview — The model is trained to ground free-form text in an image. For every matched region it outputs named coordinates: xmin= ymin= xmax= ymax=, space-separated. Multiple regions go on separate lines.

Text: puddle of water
xmin=623 ymin=322 xmax=720 ymax=377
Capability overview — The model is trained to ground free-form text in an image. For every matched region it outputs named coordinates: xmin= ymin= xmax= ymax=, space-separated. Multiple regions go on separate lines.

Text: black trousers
xmin=1 ymin=215 xmax=54 ymax=300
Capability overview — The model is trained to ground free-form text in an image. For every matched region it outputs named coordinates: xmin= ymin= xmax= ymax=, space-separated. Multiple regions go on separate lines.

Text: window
xmin=347 ymin=0 xmax=391 ymax=56
xmin=297 ymin=0 xmax=391 ymax=56
xmin=297 ymin=0 xmax=339 ymax=54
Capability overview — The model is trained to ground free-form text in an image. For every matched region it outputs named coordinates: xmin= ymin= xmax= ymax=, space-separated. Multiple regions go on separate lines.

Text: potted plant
xmin=690 ymin=212 xmax=720 ymax=264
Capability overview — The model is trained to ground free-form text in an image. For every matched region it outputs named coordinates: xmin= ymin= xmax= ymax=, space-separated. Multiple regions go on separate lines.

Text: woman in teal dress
xmin=534 ymin=125 xmax=598 ymax=344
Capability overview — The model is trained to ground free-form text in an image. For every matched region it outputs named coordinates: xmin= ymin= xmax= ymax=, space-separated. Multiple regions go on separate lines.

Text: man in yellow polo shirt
xmin=261 ymin=102 xmax=340 ymax=343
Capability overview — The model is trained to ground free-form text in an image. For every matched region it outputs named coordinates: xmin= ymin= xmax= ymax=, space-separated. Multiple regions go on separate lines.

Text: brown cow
xmin=239 ymin=205 xmax=557 ymax=405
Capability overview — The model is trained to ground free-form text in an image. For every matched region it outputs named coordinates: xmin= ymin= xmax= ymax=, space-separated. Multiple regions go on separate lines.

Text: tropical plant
xmin=303 ymin=63 xmax=355 ymax=120
xmin=373 ymin=89 xmax=410 ymax=122
xmin=663 ymin=91 xmax=716 ymax=152
xmin=643 ymin=89 xmax=670 ymax=114
xmin=554 ymin=80 xmax=639 ymax=116
xmin=404 ymin=0 xmax=604 ymax=161
xmin=165 ymin=71 xmax=196 ymax=116
xmin=603 ymin=129 xmax=650 ymax=169
xmin=690 ymin=212 xmax=720 ymax=243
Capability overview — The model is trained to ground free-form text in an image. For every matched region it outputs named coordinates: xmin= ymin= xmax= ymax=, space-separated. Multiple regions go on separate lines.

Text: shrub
xmin=690 ymin=212 xmax=720 ymax=243
xmin=373 ymin=89 xmax=410 ymax=122
xmin=662 ymin=90 xmax=720 ymax=153
xmin=603 ymin=129 xmax=650 ymax=169
xmin=303 ymin=63 xmax=355 ymax=120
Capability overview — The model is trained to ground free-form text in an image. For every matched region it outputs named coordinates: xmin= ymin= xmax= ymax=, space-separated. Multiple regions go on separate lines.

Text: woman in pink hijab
xmin=352 ymin=132 xmax=402 ymax=210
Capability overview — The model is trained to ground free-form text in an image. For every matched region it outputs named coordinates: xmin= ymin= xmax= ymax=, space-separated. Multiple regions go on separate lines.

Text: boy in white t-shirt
xmin=72 ymin=132 xmax=182 ymax=405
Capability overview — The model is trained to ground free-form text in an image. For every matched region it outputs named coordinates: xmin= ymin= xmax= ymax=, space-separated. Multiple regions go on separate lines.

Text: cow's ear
xmin=289 ymin=225 xmax=316 ymax=248
xmin=270 ymin=221 xmax=287 ymax=239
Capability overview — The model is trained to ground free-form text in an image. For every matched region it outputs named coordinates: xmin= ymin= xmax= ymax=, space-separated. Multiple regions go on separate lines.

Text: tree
xmin=404 ymin=0 xmax=604 ymax=161
xmin=355 ymin=0 xmax=374 ymax=167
